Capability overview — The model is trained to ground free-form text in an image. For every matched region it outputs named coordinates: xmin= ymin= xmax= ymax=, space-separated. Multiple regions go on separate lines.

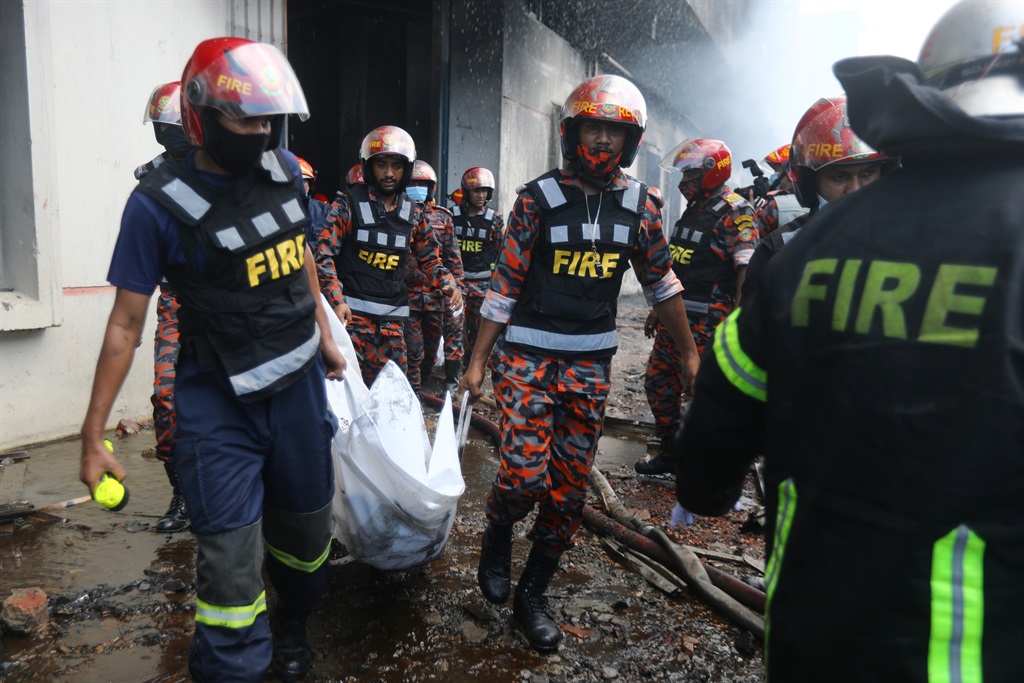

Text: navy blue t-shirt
xmin=108 ymin=149 xmax=304 ymax=294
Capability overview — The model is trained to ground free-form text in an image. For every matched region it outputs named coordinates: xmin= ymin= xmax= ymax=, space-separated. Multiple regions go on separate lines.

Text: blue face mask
xmin=406 ymin=186 xmax=429 ymax=202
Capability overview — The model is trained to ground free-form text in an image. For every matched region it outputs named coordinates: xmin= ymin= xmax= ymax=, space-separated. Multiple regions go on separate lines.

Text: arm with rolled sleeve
xmin=714 ymin=204 xmax=759 ymax=304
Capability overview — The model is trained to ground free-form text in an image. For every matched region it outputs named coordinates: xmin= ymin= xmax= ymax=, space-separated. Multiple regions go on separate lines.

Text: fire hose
xmin=419 ymin=391 xmax=766 ymax=639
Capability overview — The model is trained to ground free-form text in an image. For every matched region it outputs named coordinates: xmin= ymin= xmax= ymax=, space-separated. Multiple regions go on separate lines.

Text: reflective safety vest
xmin=772 ymin=191 xmax=808 ymax=228
xmin=506 ymin=170 xmax=646 ymax=358
xmin=669 ymin=189 xmax=749 ymax=318
xmin=334 ymin=183 xmax=417 ymax=321
xmin=453 ymin=205 xmax=499 ymax=279
xmin=133 ymin=152 xmax=169 ymax=181
xmin=137 ymin=150 xmax=319 ymax=402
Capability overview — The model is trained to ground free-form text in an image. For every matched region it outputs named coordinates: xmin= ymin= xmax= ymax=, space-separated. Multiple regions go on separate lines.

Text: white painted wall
xmin=0 ymin=0 xmax=284 ymax=450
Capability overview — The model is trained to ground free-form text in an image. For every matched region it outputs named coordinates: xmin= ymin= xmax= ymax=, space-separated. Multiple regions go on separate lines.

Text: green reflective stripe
xmin=265 ymin=540 xmax=331 ymax=574
xmin=763 ymin=479 xmax=797 ymax=672
xmin=195 ymin=591 xmax=267 ymax=629
xmin=929 ymin=525 xmax=986 ymax=683
xmin=712 ymin=308 xmax=767 ymax=402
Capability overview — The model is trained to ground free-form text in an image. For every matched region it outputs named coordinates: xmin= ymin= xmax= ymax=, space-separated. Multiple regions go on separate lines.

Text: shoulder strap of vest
xmin=706 ymin=190 xmax=747 ymax=219
xmin=451 ymin=204 xmax=462 ymax=217
xmin=345 ymin=184 xmax=381 ymax=228
xmin=394 ymin=193 xmax=417 ymax=225
xmin=525 ymin=170 xmax=569 ymax=212
xmin=483 ymin=207 xmax=495 ymax=221
xmin=615 ymin=178 xmax=649 ymax=216
xmin=256 ymin=149 xmax=297 ymax=186
xmin=136 ymin=156 xmax=217 ymax=226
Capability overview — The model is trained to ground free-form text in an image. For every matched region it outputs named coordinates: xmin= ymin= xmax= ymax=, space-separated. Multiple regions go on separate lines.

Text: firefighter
xmin=79 ymin=38 xmax=347 ymax=683
xmin=459 ymin=75 xmax=700 ymax=653
xmin=742 ymin=96 xmax=893 ymax=301
xmin=635 ymin=138 xmax=758 ymax=475
xmin=672 ymin=1 xmax=1024 ymax=679
xmin=452 ymin=166 xmax=504 ymax=369
xmin=135 ymin=81 xmax=192 ymax=534
xmin=315 ymin=126 xmax=462 ymax=386
xmin=751 ymin=143 xmax=808 ymax=235
xmin=296 ymin=156 xmax=331 ymax=245
xmin=344 ymin=163 xmax=364 ymax=189
xmin=404 ymin=159 xmax=465 ymax=395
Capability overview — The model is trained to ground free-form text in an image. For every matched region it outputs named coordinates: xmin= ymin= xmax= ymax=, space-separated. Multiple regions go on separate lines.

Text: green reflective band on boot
xmin=929 ymin=525 xmax=986 ymax=683
xmin=266 ymin=541 xmax=331 ymax=573
xmin=712 ymin=308 xmax=767 ymax=402
xmin=196 ymin=590 xmax=267 ymax=629
xmin=764 ymin=478 xmax=797 ymax=670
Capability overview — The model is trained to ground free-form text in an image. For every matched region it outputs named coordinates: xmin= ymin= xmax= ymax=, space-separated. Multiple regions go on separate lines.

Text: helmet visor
xmin=659 ymin=140 xmax=705 ymax=175
xmin=144 ymin=83 xmax=182 ymax=125
xmin=187 ymin=42 xmax=309 ymax=122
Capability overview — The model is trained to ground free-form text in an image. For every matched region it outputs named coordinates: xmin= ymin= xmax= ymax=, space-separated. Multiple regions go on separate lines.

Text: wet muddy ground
xmin=0 ymin=295 xmax=766 ymax=682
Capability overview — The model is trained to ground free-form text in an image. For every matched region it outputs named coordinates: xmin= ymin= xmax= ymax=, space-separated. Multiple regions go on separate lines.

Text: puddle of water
xmin=1 ymin=411 xmax=668 ymax=681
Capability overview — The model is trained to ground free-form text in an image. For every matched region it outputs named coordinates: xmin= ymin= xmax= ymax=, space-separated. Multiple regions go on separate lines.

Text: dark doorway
xmin=287 ymin=0 xmax=438 ymax=200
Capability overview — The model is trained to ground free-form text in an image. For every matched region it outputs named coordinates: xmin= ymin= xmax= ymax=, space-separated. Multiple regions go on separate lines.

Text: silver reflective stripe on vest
xmin=252 ymin=212 xmax=280 ymax=238
xmin=282 ymin=197 xmax=305 ymax=225
xmin=506 ymin=324 xmax=617 ymax=353
xmin=152 ymin=154 xmax=164 ymax=169
xmin=359 ymin=202 xmax=375 ymax=226
xmin=582 ymin=223 xmax=598 ymax=240
xmin=398 ymin=199 xmax=411 ymax=222
xmin=260 ymin=151 xmax=288 ymax=182
xmin=162 ymin=178 xmax=211 ymax=222
xmin=613 ymin=224 xmax=629 ymax=244
xmin=375 ymin=232 xmax=389 ymax=246
xmin=684 ymin=299 xmax=709 ymax=315
xmin=711 ymin=199 xmax=726 ymax=212
xmin=691 ymin=230 xmax=704 ymax=242
xmin=464 ymin=270 xmax=491 ymax=280
xmin=228 ymin=326 xmax=320 ymax=397
xmin=484 ymin=208 xmax=495 ymax=220
xmin=775 ymin=193 xmax=806 ymax=226
xmin=344 ymin=295 xmax=409 ymax=318
xmin=622 ymin=180 xmax=641 ymax=213
xmin=550 ymin=225 xmax=569 ymax=244
xmin=781 ymin=228 xmax=801 ymax=245
xmin=214 ymin=227 xmax=245 ymax=252
xmin=395 ymin=234 xmax=407 ymax=248
xmin=455 ymin=225 xmax=465 ymax=236
xmin=537 ymin=177 xmax=567 ymax=208
xmin=452 ymin=205 xmax=462 ymax=216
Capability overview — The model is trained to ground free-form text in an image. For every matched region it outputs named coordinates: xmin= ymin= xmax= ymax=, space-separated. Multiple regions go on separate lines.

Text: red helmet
xmin=449 ymin=188 xmax=464 ymax=206
xmin=345 ymin=163 xmax=364 ymax=188
xmin=660 ymin=138 xmax=732 ymax=190
xmin=296 ymin=156 xmax=316 ymax=182
xmin=181 ymin=37 xmax=309 ymax=148
xmin=560 ymin=75 xmax=647 ymax=166
xmin=143 ymin=81 xmax=182 ymax=126
xmin=460 ymin=167 xmax=495 ymax=201
xmin=789 ymin=96 xmax=886 ymax=209
xmin=765 ymin=144 xmax=791 ymax=166
xmin=411 ymin=159 xmax=438 ymax=198
xmin=359 ymin=125 xmax=416 ymax=190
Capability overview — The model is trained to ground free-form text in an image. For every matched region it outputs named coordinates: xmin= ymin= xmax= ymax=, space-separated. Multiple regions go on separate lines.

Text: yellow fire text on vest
xmin=245 ymin=234 xmax=305 ymax=288
xmin=791 ymin=258 xmax=998 ymax=349
xmin=669 ymin=244 xmax=695 ymax=266
xmin=552 ymin=250 xmax=619 ymax=278
xmin=460 ymin=239 xmax=482 ymax=252
xmin=358 ymin=249 xmax=401 ymax=271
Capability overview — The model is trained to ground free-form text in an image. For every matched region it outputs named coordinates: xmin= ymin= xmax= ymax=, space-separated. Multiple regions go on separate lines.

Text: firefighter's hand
xmin=333 ymin=301 xmax=352 ymax=325
xmin=644 ymin=310 xmax=660 ymax=338
xmin=458 ymin=362 xmax=484 ymax=404
xmin=442 ymin=285 xmax=463 ymax=311
xmin=321 ymin=341 xmax=347 ymax=381
xmin=80 ymin=439 xmax=126 ymax=495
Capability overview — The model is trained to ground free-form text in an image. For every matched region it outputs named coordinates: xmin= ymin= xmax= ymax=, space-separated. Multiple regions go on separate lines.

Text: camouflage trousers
xmin=151 ymin=285 xmax=180 ymax=463
xmin=462 ymin=278 xmax=489 ymax=359
xmin=407 ymin=306 xmax=465 ymax=390
xmin=349 ymin=314 xmax=407 ymax=388
xmin=644 ymin=315 xmax=719 ymax=441
xmin=487 ymin=344 xmax=610 ymax=554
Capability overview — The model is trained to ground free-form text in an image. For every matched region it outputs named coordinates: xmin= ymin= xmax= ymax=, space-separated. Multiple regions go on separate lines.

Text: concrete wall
xmin=0 ymin=0 xmax=285 ymax=450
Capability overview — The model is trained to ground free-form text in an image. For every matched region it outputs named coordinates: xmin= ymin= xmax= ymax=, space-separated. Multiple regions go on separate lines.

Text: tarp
xmin=323 ymin=298 xmax=465 ymax=570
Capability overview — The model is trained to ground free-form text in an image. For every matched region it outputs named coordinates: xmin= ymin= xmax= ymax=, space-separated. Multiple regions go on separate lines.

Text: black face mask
xmin=154 ymin=125 xmax=192 ymax=159
xmin=204 ymin=118 xmax=270 ymax=174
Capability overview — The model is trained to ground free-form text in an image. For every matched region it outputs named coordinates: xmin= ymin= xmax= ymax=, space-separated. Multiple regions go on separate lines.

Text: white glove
xmin=670 ymin=502 xmax=696 ymax=528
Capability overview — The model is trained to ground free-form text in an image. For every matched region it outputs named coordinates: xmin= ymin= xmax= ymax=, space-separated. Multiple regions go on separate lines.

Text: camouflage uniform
xmin=152 ymin=283 xmax=180 ymax=463
xmin=483 ymin=167 xmax=682 ymax=553
xmin=406 ymin=203 xmax=464 ymax=390
xmin=645 ymin=187 xmax=757 ymax=441
xmin=316 ymin=187 xmax=455 ymax=387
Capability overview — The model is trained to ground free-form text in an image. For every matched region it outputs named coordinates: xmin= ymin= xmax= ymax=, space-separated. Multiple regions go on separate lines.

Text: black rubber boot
xmin=443 ymin=359 xmax=461 ymax=400
xmin=155 ymin=463 xmax=189 ymax=533
xmin=271 ymin=612 xmax=313 ymax=682
xmin=633 ymin=451 xmax=676 ymax=476
xmin=477 ymin=523 xmax=514 ymax=604
xmin=420 ymin=359 xmax=435 ymax=389
xmin=513 ymin=545 xmax=563 ymax=653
